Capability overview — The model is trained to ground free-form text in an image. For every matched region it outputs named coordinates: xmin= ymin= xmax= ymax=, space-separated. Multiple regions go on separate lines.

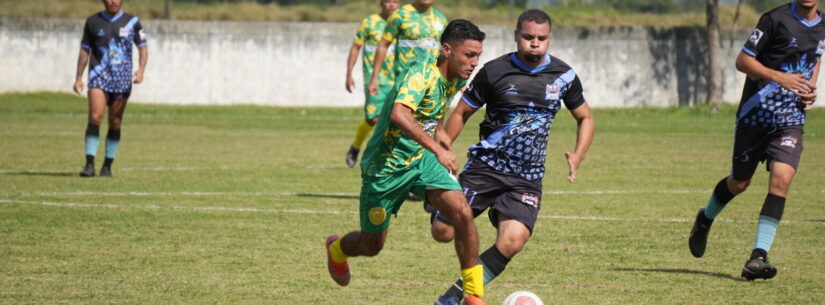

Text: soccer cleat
xmin=345 ymin=146 xmax=359 ymax=168
xmin=99 ymin=166 xmax=113 ymax=178
xmin=461 ymin=294 xmax=485 ymax=305
xmin=689 ymin=208 xmax=713 ymax=258
xmin=79 ymin=163 xmax=95 ymax=177
xmin=741 ymin=256 xmax=777 ymax=281
xmin=434 ymin=295 xmax=461 ymax=305
xmin=325 ymin=235 xmax=351 ymax=286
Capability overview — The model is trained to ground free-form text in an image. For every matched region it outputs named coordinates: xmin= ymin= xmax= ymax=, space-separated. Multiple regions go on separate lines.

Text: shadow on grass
xmin=293 ymin=193 xmax=359 ymax=200
xmin=4 ymin=171 xmax=76 ymax=177
xmin=612 ymin=268 xmax=744 ymax=281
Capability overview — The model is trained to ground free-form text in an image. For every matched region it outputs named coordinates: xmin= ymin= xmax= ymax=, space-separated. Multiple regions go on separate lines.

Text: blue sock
xmin=84 ymin=123 xmax=100 ymax=158
xmin=105 ymin=129 xmax=121 ymax=159
xmin=753 ymin=215 xmax=780 ymax=252
xmin=703 ymin=177 xmax=735 ymax=219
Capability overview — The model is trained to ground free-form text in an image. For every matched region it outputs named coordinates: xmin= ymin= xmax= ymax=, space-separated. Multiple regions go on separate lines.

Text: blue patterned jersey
xmin=81 ymin=11 xmax=147 ymax=93
xmin=738 ymin=2 xmax=825 ymax=127
xmin=461 ymin=53 xmax=585 ymax=181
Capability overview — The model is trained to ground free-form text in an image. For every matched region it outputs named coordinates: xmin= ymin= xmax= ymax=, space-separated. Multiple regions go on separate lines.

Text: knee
xmin=109 ymin=116 xmax=123 ymax=129
xmin=89 ymin=114 xmax=104 ymax=126
xmin=360 ymin=240 xmax=384 ymax=257
xmin=431 ymin=223 xmax=454 ymax=243
xmin=727 ymin=177 xmax=750 ymax=195
xmin=497 ymin=237 xmax=528 ymax=258
xmin=367 ymin=118 xmax=378 ymax=126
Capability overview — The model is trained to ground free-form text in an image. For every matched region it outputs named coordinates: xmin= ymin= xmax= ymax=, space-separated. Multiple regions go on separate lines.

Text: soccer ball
xmin=501 ymin=290 xmax=543 ymax=305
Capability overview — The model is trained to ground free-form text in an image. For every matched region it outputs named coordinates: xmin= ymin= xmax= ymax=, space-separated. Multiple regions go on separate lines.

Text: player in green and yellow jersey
xmin=326 ymin=20 xmax=489 ymax=305
xmin=367 ymin=0 xmax=448 ymax=97
xmin=344 ymin=0 xmax=400 ymax=168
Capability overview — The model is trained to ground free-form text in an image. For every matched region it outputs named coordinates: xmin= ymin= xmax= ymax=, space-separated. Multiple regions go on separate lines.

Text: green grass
xmin=0 ymin=0 xmax=763 ymax=26
xmin=1 ymin=92 xmax=824 ymax=304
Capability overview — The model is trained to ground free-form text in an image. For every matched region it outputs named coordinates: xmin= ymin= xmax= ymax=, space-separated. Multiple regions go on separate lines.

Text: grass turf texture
xmin=1 ymin=92 xmax=824 ymax=304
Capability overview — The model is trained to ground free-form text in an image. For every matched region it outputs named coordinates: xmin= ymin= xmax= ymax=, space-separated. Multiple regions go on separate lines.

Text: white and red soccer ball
xmin=501 ymin=291 xmax=543 ymax=305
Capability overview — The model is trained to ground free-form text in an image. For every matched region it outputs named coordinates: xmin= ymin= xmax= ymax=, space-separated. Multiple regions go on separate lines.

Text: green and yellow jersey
xmin=383 ymin=4 xmax=447 ymax=77
xmin=361 ymin=58 xmax=466 ymax=177
xmin=354 ymin=14 xmax=395 ymax=89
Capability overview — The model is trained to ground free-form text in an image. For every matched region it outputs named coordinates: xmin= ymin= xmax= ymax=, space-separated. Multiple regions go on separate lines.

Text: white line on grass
xmin=1 ymin=199 xmax=823 ymax=225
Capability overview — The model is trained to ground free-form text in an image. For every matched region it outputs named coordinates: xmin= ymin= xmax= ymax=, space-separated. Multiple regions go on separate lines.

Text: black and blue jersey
xmin=80 ymin=11 xmax=147 ymax=93
xmin=461 ymin=53 xmax=585 ymax=182
xmin=739 ymin=2 xmax=825 ymax=128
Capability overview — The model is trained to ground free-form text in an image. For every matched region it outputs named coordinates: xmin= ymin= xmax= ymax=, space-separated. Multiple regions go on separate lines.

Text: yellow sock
xmin=330 ymin=239 xmax=348 ymax=264
xmin=461 ymin=264 xmax=484 ymax=297
xmin=352 ymin=120 xmax=374 ymax=149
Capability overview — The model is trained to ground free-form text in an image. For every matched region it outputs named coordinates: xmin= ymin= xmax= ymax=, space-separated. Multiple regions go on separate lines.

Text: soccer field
xmin=1 ymin=92 xmax=823 ymax=304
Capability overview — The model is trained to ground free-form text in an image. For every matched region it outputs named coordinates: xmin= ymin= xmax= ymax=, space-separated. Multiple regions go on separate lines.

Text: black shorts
xmin=103 ymin=91 xmax=131 ymax=106
xmin=434 ymin=163 xmax=542 ymax=234
xmin=731 ymin=124 xmax=804 ymax=181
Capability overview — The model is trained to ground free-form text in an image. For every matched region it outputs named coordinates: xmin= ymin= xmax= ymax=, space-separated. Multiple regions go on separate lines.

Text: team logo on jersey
xmin=545 ymin=84 xmax=560 ymax=100
xmin=368 ymin=207 xmax=387 ymax=225
xmin=97 ymin=29 xmax=105 ymax=37
xmin=748 ymin=29 xmax=764 ymax=46
xmin=433 ymin=21 xmax=444 ymax=32
xmin=817 ymin=40 xmax=825 ymax=55
xmin=521 ymin=193 xmax=539 ymax=208
xmin=780 ymin=136 xmax=798 ymax=148
xmin=505 ymin=84 xmax=519 ymax=96
xmin=119 ymin=27 xmax=129 ymax=37
xmin=788 ymin=37 xmax=798 ymax=48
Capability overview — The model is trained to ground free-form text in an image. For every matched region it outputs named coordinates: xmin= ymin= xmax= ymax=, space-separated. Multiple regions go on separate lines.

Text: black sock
xmin=103 ymin=157 xmax=114 ymax=168
xmin=85 ymin=155 xmax=95 ymax=166
xmin=751 ymin=248 xmax=768 ymax=260
xmin=713 ymin=177 xmax=735 ymax=204
xmin=443 ymin=245 xmax=511 ymax=298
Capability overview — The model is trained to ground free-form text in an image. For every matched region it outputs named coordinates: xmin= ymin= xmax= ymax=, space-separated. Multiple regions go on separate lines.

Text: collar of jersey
xmin=99 ymin=10 xmax=124 ymax=22
xmin=510 ymin=53 xmax=551 ymax=74
xmin=790 ymin=2 xmax=823 ymax=28
xmin=432 ymin=61 xmax=454 ymax=86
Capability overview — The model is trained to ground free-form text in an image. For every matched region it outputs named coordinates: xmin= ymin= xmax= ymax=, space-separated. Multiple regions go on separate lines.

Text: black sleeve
xmin=461 ymin=67 xmax=490 ymax=109
xmin=562 ymin=75 xmax=585 ymax=110
xmin=133 ymin=19 xmax=147 ymax=47
xmin=80 ymin=19 xmax=92 ymax=49
xmin=743 ymin=14 xmax=773 ymax=57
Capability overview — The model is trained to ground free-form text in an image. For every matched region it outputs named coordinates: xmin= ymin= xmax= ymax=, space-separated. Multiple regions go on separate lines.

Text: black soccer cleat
xmin=79 ymin=163 xmax=96 ymax=177
xmin=741 ymin=256 xmax=777 ymax=281
xmin=99 ymin=166 xmax=113 ymax=178
xmin=345 ymin=146 xmax=359 ymax=168
xmin=689 ymin=208 xmax=713 ymax=258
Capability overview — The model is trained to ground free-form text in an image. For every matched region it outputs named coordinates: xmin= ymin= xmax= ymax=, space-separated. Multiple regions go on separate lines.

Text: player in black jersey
xmin=73 ymin=0 xmax=148 ymax=177
xmin=689 ymin=0 xmax=823 ymax=281
xmin=431 ymin=10 xmax=595 ymax=305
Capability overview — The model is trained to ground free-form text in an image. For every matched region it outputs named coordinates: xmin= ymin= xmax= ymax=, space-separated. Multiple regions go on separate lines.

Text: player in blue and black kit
xmin=429 ymin=10 xmax=595 ymax=304
xmin=73 ymin=0 xmax=148 ymax=177
xmin=689 ymin=0 xmax=823 ymax=280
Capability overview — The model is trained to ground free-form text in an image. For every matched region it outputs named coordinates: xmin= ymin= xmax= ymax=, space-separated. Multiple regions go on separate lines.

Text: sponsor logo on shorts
xmin=780 ymin=136 xmax=798 ymax=148
xmin=367 ymin=104 xmax=377 ymax=115
xmin=369 ymin=207 xmax=387 ymax=225
xmin=521 ymin=193 xmax=539 ymax=208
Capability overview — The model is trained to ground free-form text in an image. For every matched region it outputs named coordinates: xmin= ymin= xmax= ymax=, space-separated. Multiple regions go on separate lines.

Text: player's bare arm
xmin=389 ymin=103 xmax=458 ymax=173
xmin=134 ymin=46 xmax=148 ymax=84
xmin=368 ymin=38 xmax=392 ymax=96
xmin=345 ymin=42 xmax=362 ymax=93
xmin=443 ymin=99 xmax=479 ymax=144
xmin=434 ymin=117 xmax=452 ymax=151
xmin=802 ymin=59 xmax=821 ymax=110
xmin=565 ymin=102 xmax=594 ymax=183
xmin=736 ymin=50 xmax=816 ymax=96
xmin=73 ymin=48 xmax=90 ymax=95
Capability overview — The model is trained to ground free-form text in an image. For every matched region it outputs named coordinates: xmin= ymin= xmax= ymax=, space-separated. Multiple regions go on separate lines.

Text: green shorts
xmin=364 ymin=84 xmax=393 ymax=121
xmin=359 ymin=151 xmax=462 ymax=233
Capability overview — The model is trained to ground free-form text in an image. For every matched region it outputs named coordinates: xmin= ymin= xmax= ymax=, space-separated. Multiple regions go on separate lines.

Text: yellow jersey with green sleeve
xmin=383 ymin=4 xmax=447 ymax=77
xmin=361 ymin=58 xmax=466 ymax=177
xmin=354 ymin=14 xmax=395 ymax=88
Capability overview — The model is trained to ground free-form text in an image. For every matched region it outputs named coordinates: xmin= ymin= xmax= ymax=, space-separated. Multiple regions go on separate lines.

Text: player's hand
xmin=73 ymin=79 xmax=84 ymax=95
xmin=435 ymin=129 xmax=452 ymax=151
xmin=368 ymin=79 xmax=379 ymax=96
xmin=776 ymin=73 xmax=815 ymax=97
xmin=435 ymin=149 xmax=458 ymax=174
xmin=346 ymin=76 xmax=356 ymax=93
xmin=800 ymin=90 xmax=817 ymax=111
xmin=133 ymin=69 xmax=144 ymax=84
xmin=565 ymin=151 xmax=583 ymax=183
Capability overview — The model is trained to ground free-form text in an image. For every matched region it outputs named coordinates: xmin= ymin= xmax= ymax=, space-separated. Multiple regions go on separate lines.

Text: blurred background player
xmin=344 ymin=0 xmax=400 ymax=168
xmin=429 ymin=10 xmax=594 ymax=305
xmin=689 ymin=0 xmax=822 ymax=281
xmin=73 ymin=0 xmax=148 ymax=177
xmin=326 ymin=20 xmax=488 ymax=305
xmin=367 ymin=0 xmax=447 ymax=97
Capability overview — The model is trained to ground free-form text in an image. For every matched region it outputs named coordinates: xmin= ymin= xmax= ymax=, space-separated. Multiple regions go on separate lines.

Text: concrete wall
xmin=0 ymin=17 xmax=806 ymax=107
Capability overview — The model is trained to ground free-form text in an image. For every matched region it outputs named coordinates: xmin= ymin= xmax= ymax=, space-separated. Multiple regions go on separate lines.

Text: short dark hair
xmin=440 ymin=19 xmax=486 ymax=45
xmin=516 ymin=9 xmax=552 ymax=32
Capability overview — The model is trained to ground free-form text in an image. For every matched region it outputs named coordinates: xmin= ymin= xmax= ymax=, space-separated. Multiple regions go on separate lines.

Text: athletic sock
xmin=444 ymin=246 xmax=511 ymax=299
xmin=460 ymin=264 xmax=484 ymax=297
xmin=352 ymin=120 xmax=373 ymax=149
xmin=84 ymin=123 xmax=100 ymax=159
xmin=703 ymin=177 xmax=736 ymax=219
xmin=329 ymin=239 xmax=348 ymax=264
xmin=750 ymin=248 xmax=769 ymax=260
xmin=103 ymin=158 xmax=114 ymax=168
xmin=752 ymin=193 xmax=785 ymax=254
xmin=104 ymin=129 xmax=121 ymax=161
xmin=85 ymin=155 xmax=95 ymax=166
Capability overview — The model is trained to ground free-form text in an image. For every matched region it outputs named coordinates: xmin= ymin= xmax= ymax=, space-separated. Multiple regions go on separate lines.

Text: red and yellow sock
xmin=352 ymin=120 xmax=373 ymax=149
xmin=330 ymin=239 xmax=348 ymax=264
